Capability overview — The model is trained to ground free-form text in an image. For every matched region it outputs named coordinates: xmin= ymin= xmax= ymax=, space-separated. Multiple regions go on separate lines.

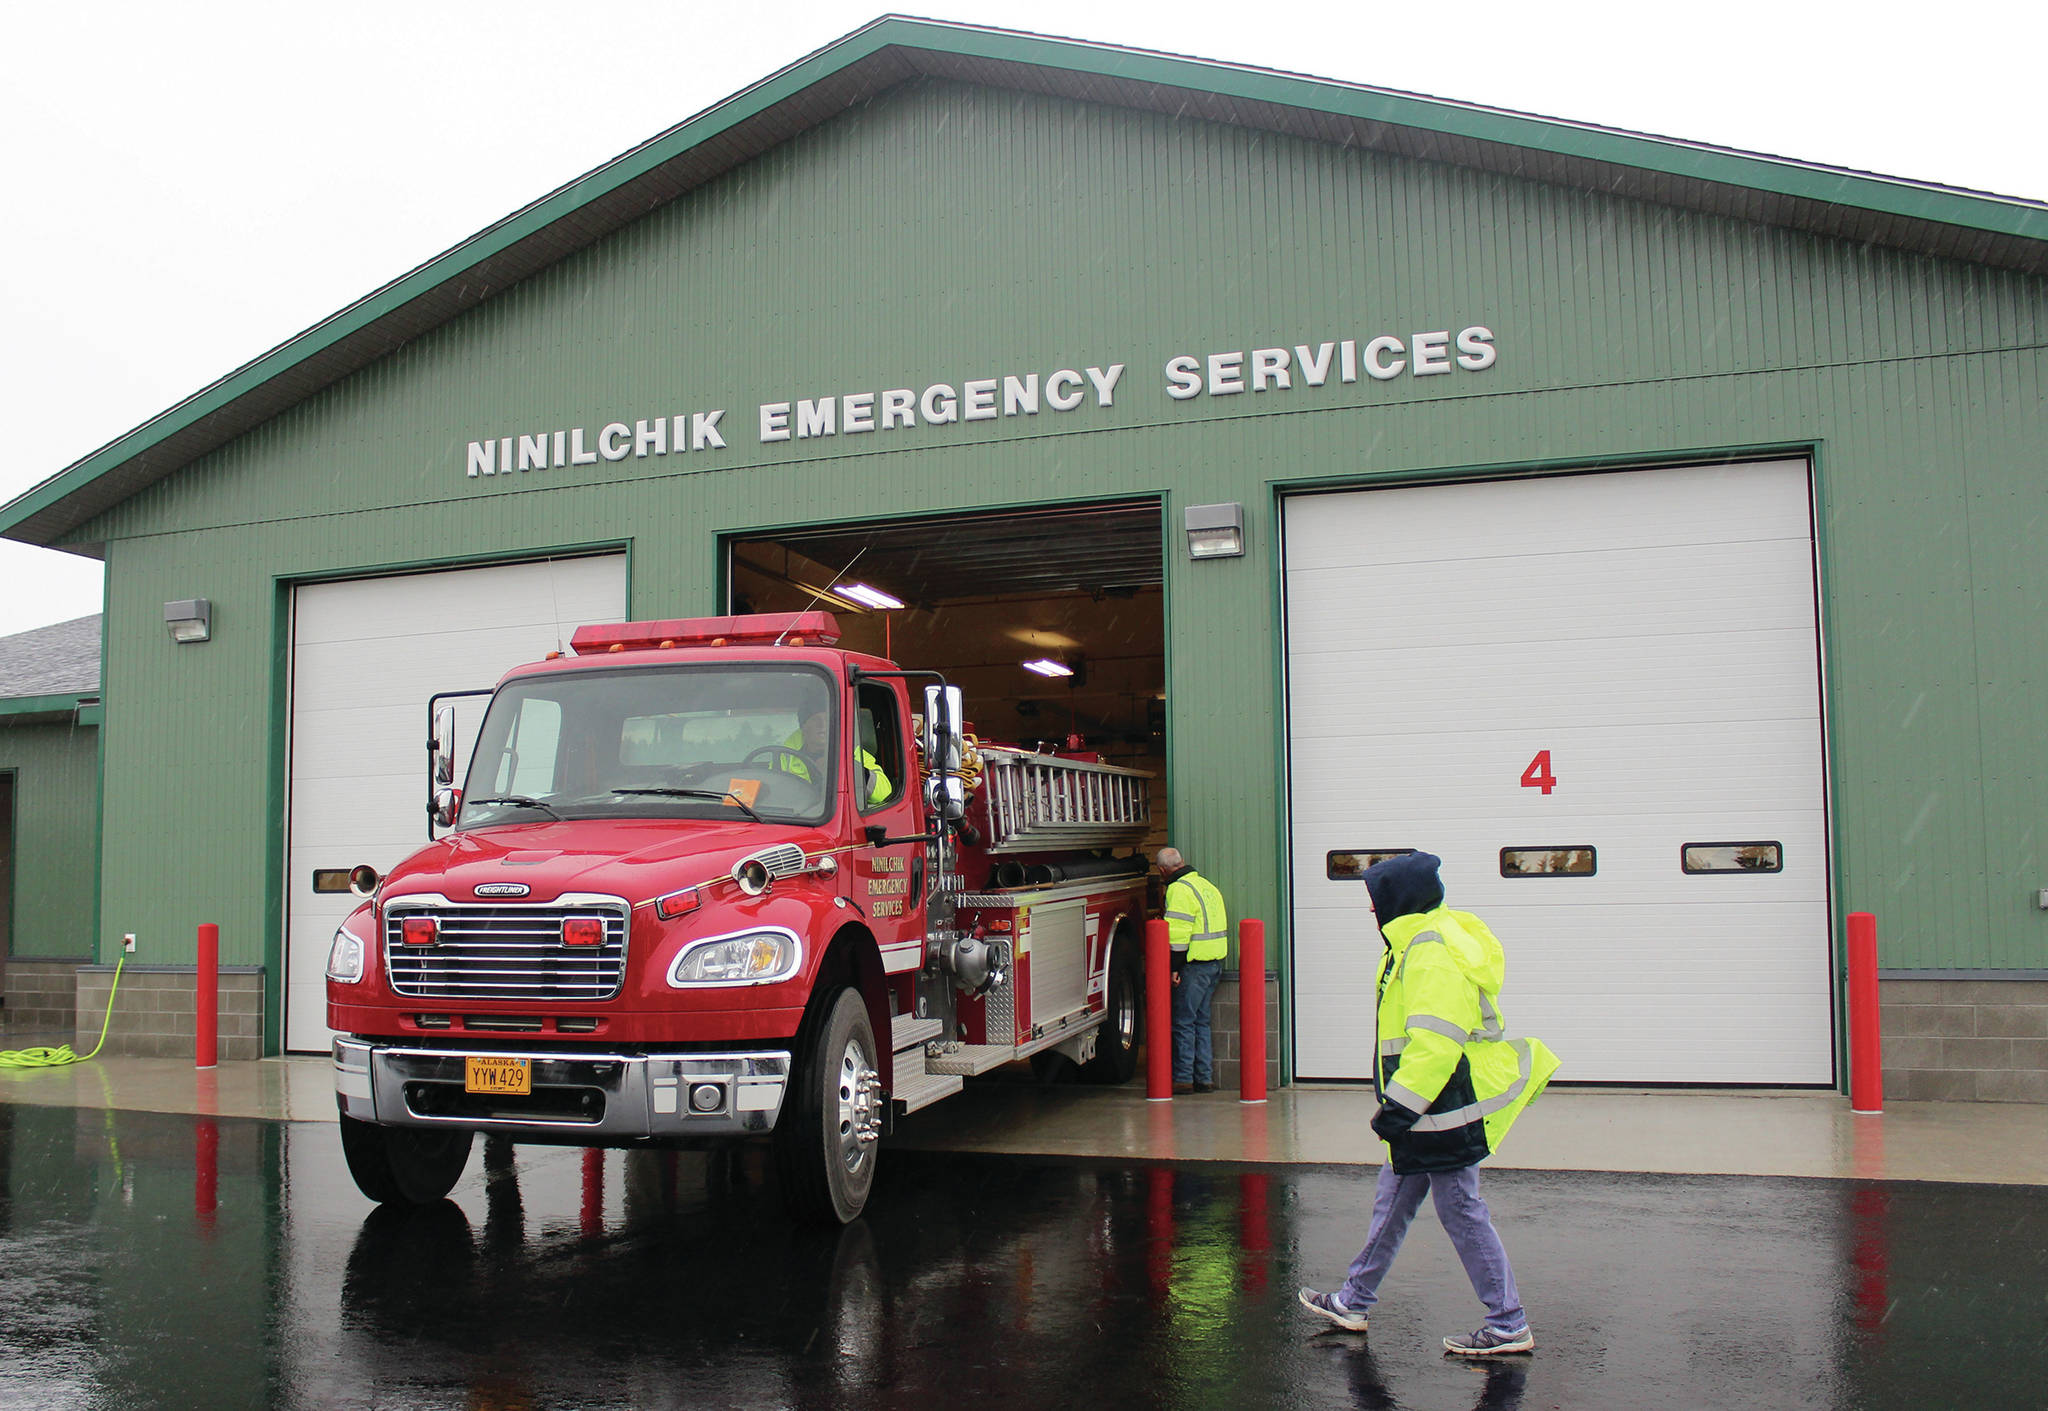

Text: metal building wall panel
xmin=0 ymin=722 xmax=99 ymax=958
xmin=58 ymin=74 xmax=2048 ymax=998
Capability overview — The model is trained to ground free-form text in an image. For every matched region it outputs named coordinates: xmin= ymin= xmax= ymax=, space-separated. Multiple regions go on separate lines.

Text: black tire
xmin=339 ymin=1106 xmax=475 ymax=1205
xmin=774 ymin=988 xmax=881 ymax=1225
xmin=1081 ymin=934 xmax=1143 ymax=1085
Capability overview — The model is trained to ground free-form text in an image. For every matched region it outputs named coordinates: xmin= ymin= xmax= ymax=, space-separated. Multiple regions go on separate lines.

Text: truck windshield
xmin=458 ymin=664 xmax=836 ymax=828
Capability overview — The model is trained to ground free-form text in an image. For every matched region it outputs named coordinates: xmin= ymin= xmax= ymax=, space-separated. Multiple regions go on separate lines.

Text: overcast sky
xmin=3 ymin=0 xmax=2043 ymax=641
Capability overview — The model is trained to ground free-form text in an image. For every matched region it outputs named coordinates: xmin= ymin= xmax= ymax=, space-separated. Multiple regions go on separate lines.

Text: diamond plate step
xmin=924 ymin=1042 xmax=1017 ymax=1076
xmin=891 ymin=1067 xmax=963 ymax=1114
xmin=892 ymin=1014 xmax=942 ymax=1052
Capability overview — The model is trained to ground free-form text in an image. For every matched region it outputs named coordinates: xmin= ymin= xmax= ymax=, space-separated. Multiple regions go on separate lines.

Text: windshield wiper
xmin=465 ymin=795 xmax=563 ymax=820
xmin=611 ymin=787 xmax=764 ymax=823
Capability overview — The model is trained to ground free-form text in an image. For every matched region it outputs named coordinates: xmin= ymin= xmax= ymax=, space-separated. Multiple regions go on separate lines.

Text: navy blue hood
xmin=1361 ymin=851 xmax=1444 ymax=925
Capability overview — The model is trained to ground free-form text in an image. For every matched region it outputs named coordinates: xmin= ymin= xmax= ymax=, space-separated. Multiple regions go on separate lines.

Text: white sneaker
xmin=1298 ymin=1287 xmax=1370 ymax=1332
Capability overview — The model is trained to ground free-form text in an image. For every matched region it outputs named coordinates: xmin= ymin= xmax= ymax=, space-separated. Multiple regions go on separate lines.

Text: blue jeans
xmin=1171 ymin=958 xmax=1222 ymax=1084
xmin=1337 ymin=1162 xmax=1525 ymax=1332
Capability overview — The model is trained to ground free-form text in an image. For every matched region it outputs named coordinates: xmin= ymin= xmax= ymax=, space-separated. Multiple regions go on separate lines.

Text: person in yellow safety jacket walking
xmin=780 ymin=711 xmax=891 ymax=805
xmin=1156 ymin=846 xmax=1229 ymax=1094
xmin=1299 ymin=850 xmax=1559 ymax=1357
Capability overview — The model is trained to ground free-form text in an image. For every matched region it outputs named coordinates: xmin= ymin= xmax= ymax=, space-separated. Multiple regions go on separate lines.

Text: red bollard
xmin=1848 ymin=911 xmax=1882 ymax=1114
xmin=196 ymin=923 xmax=219 ymax=1070
xmin=1145 ymin=919 xmax=1172 ymax=1101
xmin=1238 ymin=919 xmax=1267 ymax=1105
xmin=581 ymin=1147 xmax=605 ymax=1236
xmin=195 ymin=1119 xmax=219 ymax=1235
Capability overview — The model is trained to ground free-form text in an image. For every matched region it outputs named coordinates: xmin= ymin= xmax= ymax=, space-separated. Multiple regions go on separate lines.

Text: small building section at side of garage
xmin=0 ymin=614 xmax=101 ymax=1043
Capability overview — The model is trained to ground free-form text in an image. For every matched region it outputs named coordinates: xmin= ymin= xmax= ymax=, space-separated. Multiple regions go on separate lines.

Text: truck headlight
xmin=668 ymin=928 xmax=801 ymax=986
xmin=326 ymin=922 xmax=368 ymax=984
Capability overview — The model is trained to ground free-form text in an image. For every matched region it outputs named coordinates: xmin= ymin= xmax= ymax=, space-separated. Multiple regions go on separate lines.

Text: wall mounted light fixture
xmin=164 ymin=599 xmax=212 ymax=643
xmin=1184 ymin=503 xmax=1245 ymax=559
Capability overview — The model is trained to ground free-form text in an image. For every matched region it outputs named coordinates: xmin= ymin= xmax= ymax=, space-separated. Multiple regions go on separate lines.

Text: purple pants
xmin=1337 ymin=1162 xmax=1526 ymax=1332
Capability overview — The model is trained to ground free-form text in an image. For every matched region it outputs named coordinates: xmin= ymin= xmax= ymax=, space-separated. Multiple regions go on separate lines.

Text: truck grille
xmin=383 ymin=900 xmax=630 ymax=1001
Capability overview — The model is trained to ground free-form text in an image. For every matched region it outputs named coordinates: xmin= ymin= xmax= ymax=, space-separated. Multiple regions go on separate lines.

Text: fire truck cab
xmin=328 ymin=611 xmax=1152 ymax=1223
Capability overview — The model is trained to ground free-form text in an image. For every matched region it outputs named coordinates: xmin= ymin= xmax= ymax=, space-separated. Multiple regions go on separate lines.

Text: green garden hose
xmin=0 ymin=954 xmax=127 ymax=1068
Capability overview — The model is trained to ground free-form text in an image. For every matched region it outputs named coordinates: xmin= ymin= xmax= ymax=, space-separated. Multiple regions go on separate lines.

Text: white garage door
xmin=1285 ymin=461 xmax=1832 ymax=1084
xmin=285 ymin=555 xmax=627 ymax=1051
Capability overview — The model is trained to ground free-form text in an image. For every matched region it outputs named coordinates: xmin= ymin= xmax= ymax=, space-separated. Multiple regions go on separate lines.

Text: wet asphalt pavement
xmin=1 ymin=1103 xmax=2044 ymax=1410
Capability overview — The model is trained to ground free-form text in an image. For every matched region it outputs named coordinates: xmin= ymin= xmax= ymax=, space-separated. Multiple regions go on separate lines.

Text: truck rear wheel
xmin=339 ymin=1105 xmax=475 ymax=1204
xmin=774 ymin=987 xmax=881 ymax=1225
xmin=1081 ymin=938 xmax=1143 ymax=1085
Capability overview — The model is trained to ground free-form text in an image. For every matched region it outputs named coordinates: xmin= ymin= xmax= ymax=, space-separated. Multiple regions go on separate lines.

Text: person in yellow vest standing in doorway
xmin=1298 ymin=850 xmax=1559 ymax=1356
xmin=1156 ymin=846 xmax=1229 ymax=1094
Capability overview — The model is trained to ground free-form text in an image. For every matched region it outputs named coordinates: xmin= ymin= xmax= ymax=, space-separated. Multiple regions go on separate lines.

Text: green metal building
xmin=5 ymin=19 xmax=2045 ymax=1099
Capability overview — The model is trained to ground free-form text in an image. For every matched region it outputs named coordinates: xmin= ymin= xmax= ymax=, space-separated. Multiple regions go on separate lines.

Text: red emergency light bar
xmin=570 ymin=612 xmax=842 ymax=655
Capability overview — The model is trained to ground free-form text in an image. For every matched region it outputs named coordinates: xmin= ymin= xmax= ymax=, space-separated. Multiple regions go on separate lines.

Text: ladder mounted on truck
xmin=975 ymin=746 xmax=1152 ymax=854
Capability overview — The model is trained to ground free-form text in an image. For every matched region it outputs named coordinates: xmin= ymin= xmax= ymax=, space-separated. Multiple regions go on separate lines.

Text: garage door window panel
xmin=1500 ymin=847 xmax=1597 ymax=877
xmin=1326 ymin=849 xmax=1418 ymax=880
xmin=1681 ymin=842 xmax=1784 ymax=875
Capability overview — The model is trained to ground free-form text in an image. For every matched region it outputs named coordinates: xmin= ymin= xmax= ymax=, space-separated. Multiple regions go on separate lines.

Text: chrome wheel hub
xmin=835 ymin=1040 xmax=882 ymax=1172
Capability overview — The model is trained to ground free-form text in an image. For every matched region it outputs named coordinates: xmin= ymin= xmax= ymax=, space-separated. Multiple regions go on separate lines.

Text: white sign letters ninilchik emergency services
xmin=463 ymin=325 xmax=1498 ymax=478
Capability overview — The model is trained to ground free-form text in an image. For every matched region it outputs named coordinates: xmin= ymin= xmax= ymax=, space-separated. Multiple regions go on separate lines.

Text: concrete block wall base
xmin=74 ymin=964 xmax=266 ymax=1062
xmin=1881 ymin=978 xmax=2048 ymax=1103
xmin=2 ymin=957 xmax=86 ymax=1039
xmin=1209 ymin=971 xmax=1281 ymax=1094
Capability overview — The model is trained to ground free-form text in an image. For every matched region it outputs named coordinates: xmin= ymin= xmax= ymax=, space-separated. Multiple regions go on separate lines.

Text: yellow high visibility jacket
xmin=1375 ymin=907 xmax=1558 ymax=1172
xmin=779 ymin=728 xmax=891 ymax=805
xmin=1163 ymin=868 xmax=1230 ymax=962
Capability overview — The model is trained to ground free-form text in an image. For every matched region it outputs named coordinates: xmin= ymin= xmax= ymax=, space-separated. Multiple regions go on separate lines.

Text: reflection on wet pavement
xmin=1 ymin=1102 xmax=2043 ymax=1409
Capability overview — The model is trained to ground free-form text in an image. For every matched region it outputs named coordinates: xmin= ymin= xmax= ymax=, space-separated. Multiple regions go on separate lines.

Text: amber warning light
xmin=569 ymin=611 xmax=841 ymax=654
xmin=562 ymin=917 xmax=606 ymax=947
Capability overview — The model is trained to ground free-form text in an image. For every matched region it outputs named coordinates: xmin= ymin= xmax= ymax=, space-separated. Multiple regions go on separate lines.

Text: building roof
xmin=7 ymin=15 xmax=2047 ymax=556
xmin=0 ymin=613 xmax=102 ymax=713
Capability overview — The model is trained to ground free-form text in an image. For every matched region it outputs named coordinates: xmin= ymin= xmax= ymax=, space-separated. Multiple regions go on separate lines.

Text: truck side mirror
xmin=431 ymin=704 xmax=457 ymax=786
xmin=926 ymin=775 xmax=967 ymax=824
xmin=922 ymin=684 xmax=964 ymax=773
xmin=432 ymin=787 xmax=462 ymax=829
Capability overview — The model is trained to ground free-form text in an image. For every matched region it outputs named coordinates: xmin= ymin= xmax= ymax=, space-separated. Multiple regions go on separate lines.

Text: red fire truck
xmin=327 ymin=611 xmax=1153 ymax=1223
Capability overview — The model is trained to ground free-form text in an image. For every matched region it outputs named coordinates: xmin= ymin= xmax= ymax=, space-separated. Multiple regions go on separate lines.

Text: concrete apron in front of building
xmin=2 ymin=1051 xmax=2042 ymax=1188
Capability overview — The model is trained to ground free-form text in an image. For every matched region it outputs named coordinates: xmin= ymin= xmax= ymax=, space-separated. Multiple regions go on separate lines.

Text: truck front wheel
xmin=774 ymin=987 xmax=881 ymax=1225
xmin=339 ymin=1106 xmax=475 ymax=1204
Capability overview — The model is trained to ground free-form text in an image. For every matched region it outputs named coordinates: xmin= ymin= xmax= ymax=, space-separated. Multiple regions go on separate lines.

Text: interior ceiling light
xmin=1022 ymin=658 xmax=1074 ymax=678
xmin=838 ymin=582 xmax=904 ymax=611
xmin=790 ymin=581 xmax=862 ymax=612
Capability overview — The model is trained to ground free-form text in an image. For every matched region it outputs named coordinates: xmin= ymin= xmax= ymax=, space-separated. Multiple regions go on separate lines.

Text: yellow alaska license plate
xmin=464 ymin=1055 xmax=532 ymax=1096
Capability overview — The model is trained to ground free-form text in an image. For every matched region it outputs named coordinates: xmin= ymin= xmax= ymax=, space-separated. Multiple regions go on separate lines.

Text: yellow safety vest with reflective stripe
xmin=1163 ymin=869 xmax=1230 ymax=962
xmin=779 ymin=728 xmax=891 ymax=805
xmin=1375 ymin=907 xmax=1558 ymax=1155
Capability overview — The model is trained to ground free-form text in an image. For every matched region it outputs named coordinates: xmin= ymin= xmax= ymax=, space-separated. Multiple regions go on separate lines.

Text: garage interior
xmin=727 ymin=501 xmax=1168 ymax=855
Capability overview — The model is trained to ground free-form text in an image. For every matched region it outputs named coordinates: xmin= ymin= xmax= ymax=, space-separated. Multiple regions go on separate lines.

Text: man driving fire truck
xmin=781 ymin=709 xmax=892 ymax=804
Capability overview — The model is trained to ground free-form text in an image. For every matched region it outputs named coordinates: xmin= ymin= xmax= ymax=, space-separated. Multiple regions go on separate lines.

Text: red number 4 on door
xmin=1520 ymin=750 xmax=1557 ymax=795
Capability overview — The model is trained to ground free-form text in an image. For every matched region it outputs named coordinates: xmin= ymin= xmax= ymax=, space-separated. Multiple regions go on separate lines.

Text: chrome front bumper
xmin=333 ymin=1038 xmax=790 ymax=1139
